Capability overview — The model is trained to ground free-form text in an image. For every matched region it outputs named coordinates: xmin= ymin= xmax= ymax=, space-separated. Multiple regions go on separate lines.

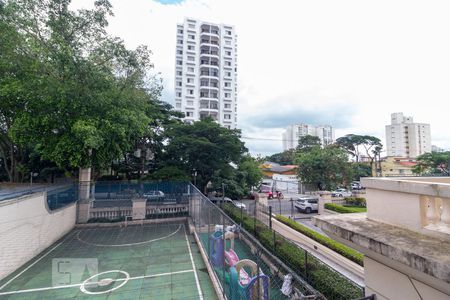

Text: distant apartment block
xmin=282 ymin=123 xmax=334 ymax=151
xmin=385 ymin=112 xmax=431 ymax=158
xmin=174 ymin=18 xmax=237 ymax=129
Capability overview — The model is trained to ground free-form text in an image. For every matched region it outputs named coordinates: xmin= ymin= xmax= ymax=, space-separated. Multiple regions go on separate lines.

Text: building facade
xmin=174 ymin=18 xmax=237 ymax=129
xmin=385 ymin=112 xmax=431 ymax=158
xmin=282 ymin=123 xmax=334 ymax=151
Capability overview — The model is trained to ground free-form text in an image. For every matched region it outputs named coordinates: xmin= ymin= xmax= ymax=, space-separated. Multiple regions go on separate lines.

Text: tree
xmin=297 ymin=135 xmax=321 ymax=152
xmin=413 ymin=151 xmax=450 ymax=175
xmin=296 ymin=146 xmax=353 ymax=190
xmin=265 ymin=149 xmax=297 ymax=165
xmin=163 ymin=118 xmax=247 ymax=192
xmin=1 ymin=0 xmax=162 ymax=181
xmin=336 ymin=134 xmax=382 ymax=176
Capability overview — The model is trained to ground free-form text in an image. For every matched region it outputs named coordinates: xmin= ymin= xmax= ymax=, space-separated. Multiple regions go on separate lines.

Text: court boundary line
xmin=76 ymin=224 xmax=182 ymax=247
xmin=184 ymin=226 xmax=204 ymax=300
xmin=0 ymin=231 xmax=75 ymax=291
xmin=0 ymin=269 xmax=194 ymax=296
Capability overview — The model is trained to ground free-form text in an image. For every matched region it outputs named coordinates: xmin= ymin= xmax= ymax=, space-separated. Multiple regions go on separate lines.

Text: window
xmin=226 ymin=51 xmax=231 ymax=56
xmin=177 ymin=81 xmax=182 ymax=87
xmin=176 ymin=103 xmax=181 ymax=108
xmin=189 ymin=34 xmax=195 ymax=40
xmin=187 ymin=100 xmax=194 ymax=106
xmin=177 ymin=60 xmax=182 ymax=65
xmin=177 ymin=50 xmax=183 ymax=55
xmin=225 ymin=93 xmax=230 ymax=98
xmin=177 ymin=29 xmax=183 ymax=34
xmin=186 ymin=111 xmax=193 ymax=117
xmin=225 ymin=40 xmax=231 ymax=45
xmin=188 ymin=24 xmax=195 ymax=29
xmin=226 ymin=72 xmax=231 ymax=77
xmin=187 ymin=67 xmax=194 ymax=72
xmin=188 ymin=89 xmax=194 ymax=95
xmin=177 ymin=40 xmax=183 ymax=44
xmin=224 ymin=114 xmax=231 ymax=119
xmin=188 ymin=56 xmax=195 ymax=61
xmin=188 ymin=45 xmax=195 ymax=50
xmin=226 ymin=30 xmax=232 ymax=35
xmin=224 ymin=103 xmax=231 ymax=108
xmin=176 ymin=70 xmax=182 ymax=76
xmin=225 ymin=61 xmax=232 ymax=66
xmin=224 ymin=82 xmax=231 ymax=87
xmin=187 ymin=78 xmax=193 ymax=83
xmin=176 ymin=92 xmax=182 ymax=97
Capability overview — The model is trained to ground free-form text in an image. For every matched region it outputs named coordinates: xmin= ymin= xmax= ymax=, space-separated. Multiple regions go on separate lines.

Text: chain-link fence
xmin=224 ymin=197 xmax=365 ymax=300
xmin=189 ymin=186 xmax=322 ymax=300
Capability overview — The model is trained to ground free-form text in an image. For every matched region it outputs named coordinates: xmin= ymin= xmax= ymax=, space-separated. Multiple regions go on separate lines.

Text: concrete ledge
xmin=361 ymin=177 xmax=450 ymax=197
xmin=314 ymin=213 xmax=450 ymax=284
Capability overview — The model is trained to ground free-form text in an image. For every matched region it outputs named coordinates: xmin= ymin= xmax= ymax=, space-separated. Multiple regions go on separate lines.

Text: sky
xmin=72 ymin=0 xmax=450 ymax=156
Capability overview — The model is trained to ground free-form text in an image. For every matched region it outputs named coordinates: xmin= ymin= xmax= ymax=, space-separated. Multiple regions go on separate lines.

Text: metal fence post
xmin=305 ymin=250 xmax=308 ymax=281
xmin=269 ymin=206 xmax=272 ymax=229
xmin=273 ymin=230 xmax=276 ymax=253
xmin=290 ymin=198 xmax=294 ymax=219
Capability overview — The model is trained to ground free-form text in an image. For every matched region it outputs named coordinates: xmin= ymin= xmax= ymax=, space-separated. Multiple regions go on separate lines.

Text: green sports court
xmin=0 ymin=222 xmax=217 ymax=300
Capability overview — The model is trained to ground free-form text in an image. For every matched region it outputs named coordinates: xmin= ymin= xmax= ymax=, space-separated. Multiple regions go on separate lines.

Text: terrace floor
xmin=0 ymin=223 xmax=217 ymax=299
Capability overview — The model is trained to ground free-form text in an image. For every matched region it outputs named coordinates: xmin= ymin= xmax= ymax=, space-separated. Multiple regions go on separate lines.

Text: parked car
xmin=351 ymin=181 xmax=365 ymax=190
xmin=232 ymin=201 xmax=247 ymax=210
xmin=331 ymin=188 xmax=352 ymax=197
xmin=209 ymin=196 xmax=246 ymax=210
xmin=143 ymin=190 xmax=165 ymax=201
xmin=294 ymin=196 xmax=319 ymax=214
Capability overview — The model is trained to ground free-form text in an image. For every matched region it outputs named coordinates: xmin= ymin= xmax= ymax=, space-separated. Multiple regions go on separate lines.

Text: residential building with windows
xmin=174 ymin=18 xmax=237 ymax=129
xmin=282 ymin=123 xmax=334 ymax=151
xmin=385 ymin=112 xmax=431 ymax=158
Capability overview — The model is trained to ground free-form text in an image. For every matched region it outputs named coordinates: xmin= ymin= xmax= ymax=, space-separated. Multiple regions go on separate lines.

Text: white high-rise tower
xmin=174 ymin=18 xmax=237 ymax=129
xmin=385 ymin=112 xmax=431 ymax=158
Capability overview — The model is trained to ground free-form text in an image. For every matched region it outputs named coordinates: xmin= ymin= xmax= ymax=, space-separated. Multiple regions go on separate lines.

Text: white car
xmin=232 ymin=201 xmax=246 ymax=210
xmin=294 ymin=196 xmax=319 ymax=214
xmin=332 ymin=188 xmax=352 ymax=197
xmin=143 ymin=190 xmax=165 ymax=201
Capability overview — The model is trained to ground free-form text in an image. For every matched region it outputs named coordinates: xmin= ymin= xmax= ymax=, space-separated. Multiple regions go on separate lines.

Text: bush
xmin=344 ymin=197 xmax=366 ymax=207
xmin=275 ymin=215 xmax=364 ymax=266
xmin=222 ymin=204 xmax=363 ymax=300
xmin=325 ymin=203 xmax=367 ymax=213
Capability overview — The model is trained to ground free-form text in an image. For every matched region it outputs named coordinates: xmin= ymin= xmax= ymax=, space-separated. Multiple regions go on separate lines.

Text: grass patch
xmin=325 ymin=203 xmax=367 ymax=213
xmin=275 ymin=215 xmax=364 ymax=266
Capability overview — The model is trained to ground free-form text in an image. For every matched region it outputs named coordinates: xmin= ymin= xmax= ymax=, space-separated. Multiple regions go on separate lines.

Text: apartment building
xmin=385 ymin=112 xmax=431 ymax=158
xmin=282 ymin=123 xmax=334 ymax=150
xmin=174 ymin=18 xmax=237 ymax=129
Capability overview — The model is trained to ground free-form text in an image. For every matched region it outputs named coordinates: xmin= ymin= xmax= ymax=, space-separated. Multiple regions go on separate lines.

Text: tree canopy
xmin=0 ymin=0 xmax=165 ymax=181
xmin=413 ymin=151 xmax=450 ymax=175
xmin=296 ymin=145 xmax=353 ymax=190
xmin=297 ymin=135 xmax=321 ymax=152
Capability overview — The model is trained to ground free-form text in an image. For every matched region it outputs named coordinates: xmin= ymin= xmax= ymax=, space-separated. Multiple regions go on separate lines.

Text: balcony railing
xmin=361 ymin=177 xmax=450 ymax=239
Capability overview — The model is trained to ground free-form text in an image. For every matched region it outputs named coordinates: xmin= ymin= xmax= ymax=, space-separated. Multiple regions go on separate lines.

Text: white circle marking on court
xmin=80 ymin=270 xmax=130 ymax=295
xmin=76 ymin=224 xmax=182 ymax=247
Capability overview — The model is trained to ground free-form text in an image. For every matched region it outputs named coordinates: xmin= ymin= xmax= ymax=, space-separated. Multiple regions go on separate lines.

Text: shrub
xmin=275 ymin=215 xmax=364 ymax=266
xmin=344 ymin=196 xmax=366 ymax=207
xmin=222 ymin=204 xmax=363 ymax=300
xmin=325 ymin=203 xmax=367 ymax=213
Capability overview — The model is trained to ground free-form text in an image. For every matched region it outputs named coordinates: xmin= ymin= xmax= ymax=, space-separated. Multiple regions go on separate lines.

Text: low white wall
xmin=0 ymin=192 xmax=76 ymax=281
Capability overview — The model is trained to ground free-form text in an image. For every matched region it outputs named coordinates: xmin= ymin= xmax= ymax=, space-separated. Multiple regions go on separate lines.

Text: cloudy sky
xmin=73 ymin=0 xmax=450 ymax=156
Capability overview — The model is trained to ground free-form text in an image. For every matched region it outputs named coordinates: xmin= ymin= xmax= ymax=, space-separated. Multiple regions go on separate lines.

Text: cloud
xmin=70 ymin=0 xmax=450 ymax=155
xmin=152 ymin=0 xmax=185 ymax=5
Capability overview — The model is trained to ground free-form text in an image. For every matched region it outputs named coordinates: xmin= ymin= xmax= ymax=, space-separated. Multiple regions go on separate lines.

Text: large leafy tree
xmin=1 ymin=0 xmax=163 ymax=181
xmin=296 ymin=146 xmax=353 ymax=190
xmin=297 ymin=135 xmax=321 ymax=152
xmin=336 ymin=134 xmax=382 ymax=176
xmin=265 ymin=149 xmax=297 ymax=165
xmin=163 ymin=118 xmax=247 ymax=192
xmin=413 ymin=151 xmax=450 ymax=175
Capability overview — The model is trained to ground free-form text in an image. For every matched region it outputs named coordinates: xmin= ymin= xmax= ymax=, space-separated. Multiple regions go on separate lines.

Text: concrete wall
xmin=364 ymin=257 xmax=449 ymax=300
xmin=0 ymin=192 xmax=76 ymax=280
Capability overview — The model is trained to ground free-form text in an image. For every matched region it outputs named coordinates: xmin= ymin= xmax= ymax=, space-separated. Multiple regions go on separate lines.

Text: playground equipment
xmin=209 ymin=228 xmax=269 ymax=300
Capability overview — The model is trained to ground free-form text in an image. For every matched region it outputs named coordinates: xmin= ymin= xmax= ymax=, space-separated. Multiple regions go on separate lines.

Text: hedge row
xmin=222 ymin=204 xmax=363 ymax=300
xmin=325 ymin=203 xmax=367 ymax=213
xmin=275 ymin=215 xmax=364 ymax=266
